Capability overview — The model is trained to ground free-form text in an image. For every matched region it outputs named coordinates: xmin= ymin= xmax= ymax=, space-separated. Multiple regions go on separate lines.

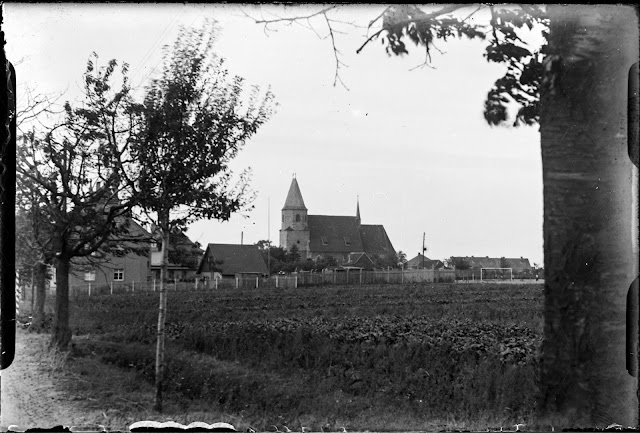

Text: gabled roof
xmin=359 ymin=224 xmax=396 ymax=256
xmin=283 ymin=178 xmax=307 ymax=210
xmin=197 ymin=243 xmax=269 ymax=275
xmin=346 ymin=252 xmax=375 ymax=269
xmin=308 ymin=215 xmax=363 ymax=253
xmin=451 ymin=256 xmax=532 ymax=270
xmin=406 ymin=254 xmax=443 ymax=269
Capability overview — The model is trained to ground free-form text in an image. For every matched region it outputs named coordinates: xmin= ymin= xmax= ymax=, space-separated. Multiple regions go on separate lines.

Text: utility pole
xmin=422 ymin=232 xmax=426 ymax=270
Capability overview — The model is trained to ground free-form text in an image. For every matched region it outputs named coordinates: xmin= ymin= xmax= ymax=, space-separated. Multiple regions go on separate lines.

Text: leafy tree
xmin=247 ymin=4 xmax=639 ymax=427
xmin=396 ymin=250 xmax=407 ymax=268
xmin=286 ymin=244 xmax=301 ymax=263
xmin=450 ymin=257 xmax=471 ymax=270
xmin=132 ymin=20 xmax=276 ymax=412
xmin=499 ymin=257 xmax=510 ymax=268
xmin=16 ymin=54 xmax=147 ymax=349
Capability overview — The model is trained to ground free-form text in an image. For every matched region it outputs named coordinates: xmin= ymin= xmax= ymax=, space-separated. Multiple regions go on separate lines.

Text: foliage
xmin=374 ymin=5 xmax=549 ymax=126
xmin=133 ymin=19 xmax=277 ymax=231
xmin=16 ymin=53 xmax=149 ymax=348
xmin=452 ymin=257 xmax=471 ymax=270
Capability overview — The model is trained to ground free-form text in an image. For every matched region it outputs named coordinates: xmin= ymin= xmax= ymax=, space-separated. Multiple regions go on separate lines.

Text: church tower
xmin=280 ymin=175 xmax=310 ymax=258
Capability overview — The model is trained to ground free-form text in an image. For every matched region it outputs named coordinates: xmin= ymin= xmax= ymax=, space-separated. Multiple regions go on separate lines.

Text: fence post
xmin=360 ymin=268 xmax=362 ymax=285
xmin=402 ymin=267 xmax=404 ymax=284
xmin=256 ymin=276 xmax=259 ymax=289
xmin=195 ymin=278 xmax=198 ymax=291
xmin=110 ymin=281 xmax=113 ymax=295
xmin=88 ymin=283 xmax=91 ymax=297
xmin=153 ymin=279 xmax=156 ymax=292
xmin=235 ymin=277 xmax=238 ymax=289
xmin=132 ymin=281 xmax=135 ymax=292
xmin=174 ymin=278 xmax=177 ymax=291
xmin=276 ymin=275 xmax=279 ymax=288
xmin=295 ymin=275 xmax=298 ymax=288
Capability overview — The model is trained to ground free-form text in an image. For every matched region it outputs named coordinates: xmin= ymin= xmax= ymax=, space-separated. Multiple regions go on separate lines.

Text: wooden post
xmin=88 ymin=283 xmax=91 ymax=297
xmin=295 ymin=275 xmax=298 ymax=288
xmin=174 ymin=278 xmax=177 ymax=291
xmin=195 ymin=278 xmax=198 ymax=291
xmin=256 ymin=276 xmax=259 ymax=289
xmin=276 ymin=275 xmax=279 ymax=288
xmin=153 ymin=279 xmax=156 ymax=292
xmin=110 ymin=281 xmax=113 ymax=295
xmin=235 ymin=277 xmax=238 ymax=289
xmin=215 ymin=278 xmax=218 ymax=290
xmin=359 ymin=268 xmax=362 ymax=285
xmin=132 ymin=281 xmax=135 ymax=292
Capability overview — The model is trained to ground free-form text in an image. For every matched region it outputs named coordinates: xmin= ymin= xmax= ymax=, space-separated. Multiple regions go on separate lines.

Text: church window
xmin=296 ymin=214 xmax=301 ymax=222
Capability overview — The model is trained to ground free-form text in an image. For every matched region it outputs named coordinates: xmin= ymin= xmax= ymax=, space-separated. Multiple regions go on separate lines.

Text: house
xmin=406 ymin=253 xmax=445 ymax=270
xmin=450 ymin=256 xmax=533 ymax=278
xmin=62 ymin=216 xmax=151 ymax=289
xmin=197 ymin=243 xmax=269 ymax=279
xmin=149 ymin=230 xmax=204 ymax=282
xmin=279 ymin=177 xmax=396 ymax=265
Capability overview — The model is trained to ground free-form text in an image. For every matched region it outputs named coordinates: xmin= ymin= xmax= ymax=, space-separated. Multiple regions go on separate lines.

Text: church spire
xmin=283 ymin=176 xmax=307 ymax=210
xmin=356 ymin=195 xmax=361 ymax=223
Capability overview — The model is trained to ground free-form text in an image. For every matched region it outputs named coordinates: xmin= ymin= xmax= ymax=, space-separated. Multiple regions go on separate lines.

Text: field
xmin=48 ymin=283 xmax=543 ymax=430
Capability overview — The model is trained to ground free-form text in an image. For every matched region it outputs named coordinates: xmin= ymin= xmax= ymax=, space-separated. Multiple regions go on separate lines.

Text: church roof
xmin=283 ymin=178 xmax=307 ymax=210
xmin=360 ymin=224 xmax=396 ymax=256
xmin=308 ymin=215 xmax=363 ymax=253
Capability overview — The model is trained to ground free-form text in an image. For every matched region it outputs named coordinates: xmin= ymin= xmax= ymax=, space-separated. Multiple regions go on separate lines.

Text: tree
xmin=286 ymin=244 xmax=301 ymax=263
xmin=396 ymin=250 xmax=407 ymax=268
xmin=246 ymin=5 xmax=639 ymax=426
xmin=132 ymin=20 xmax=276 ymax=412
xmin=16 ymin=54 xmax=146 ymax=349
xmin=499 ymin=256 xmax=510 ymax=269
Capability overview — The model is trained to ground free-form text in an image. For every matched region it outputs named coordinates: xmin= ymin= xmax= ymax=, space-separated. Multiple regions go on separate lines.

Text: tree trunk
xmin=51 ymin=257 xmax=72 ymax=349
xmin=538 ymin=5 xmax=639 ymax=428
xmin=30 ymin=261 xmax=48 ymax=332
xmin=154 ymin=217 xmax=170 ymax=412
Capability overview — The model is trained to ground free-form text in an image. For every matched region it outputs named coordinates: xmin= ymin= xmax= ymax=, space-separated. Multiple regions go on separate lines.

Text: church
xmin=279 ymin=177 xmax=397 ymax=266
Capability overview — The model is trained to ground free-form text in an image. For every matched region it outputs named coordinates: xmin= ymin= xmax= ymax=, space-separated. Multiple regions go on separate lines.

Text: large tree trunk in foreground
xmin=51 ymin=257 xmax=72 ymax=349
xmin=538 ymin=5 xmax=639 ymax=428
xmin=30 ymin=261 xmax=48 ymax=331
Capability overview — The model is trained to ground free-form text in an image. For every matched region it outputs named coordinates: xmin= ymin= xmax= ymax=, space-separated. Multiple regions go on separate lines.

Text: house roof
xmin=282 ymin=178 xmax=307 ymax=210
xmin=360 ymin=224 xmax=396 ymax=256
xmin=197 ymin=243 xmax=269 ymax=275
xmin=308 ymin=215 xmax=363 ymax=253
xmin=451 ymin=256 xmax=532 ymax=270
xmin=406 ymin=254 xmax=443 ymax=269
xmin=346 ymin=252 xmax=375 ymax=269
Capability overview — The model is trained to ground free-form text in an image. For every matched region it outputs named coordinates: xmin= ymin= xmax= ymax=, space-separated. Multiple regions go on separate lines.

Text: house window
xmin=321 ymin=236 xmax=328 ymax=246
xmin=344 ymin=237 xmax=351 ymax=247
xmin=150 ymin=241 xmax=157 ymax=249
xmin=84 ymin=270 xmax=96 ymax=281
xmin=113 ymin=269 xmax=124 ymax=281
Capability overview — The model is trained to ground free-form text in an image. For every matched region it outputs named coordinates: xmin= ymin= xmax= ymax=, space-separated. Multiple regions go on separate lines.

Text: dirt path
xmin=1 ymin=328 xmax=100 ymax=430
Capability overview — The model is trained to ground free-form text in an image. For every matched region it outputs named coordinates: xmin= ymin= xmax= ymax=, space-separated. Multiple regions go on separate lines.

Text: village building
xmin=62 ymin=217 xmax=151 ymax=290
xmin=450 ymin=256 xmax=533 ymax=279
xmin=197 ymin=243 xmax=269 ymax=279
xmin=149 ymin=230 xmax=204 ymax=282
xmin=405 ymin=254 xmax=445 ymax=270
xmin=279 ymin=177 xmax=396 ymax=266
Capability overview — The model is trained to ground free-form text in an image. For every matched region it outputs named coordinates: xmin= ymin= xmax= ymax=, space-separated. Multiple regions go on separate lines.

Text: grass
xmin=29 ymin=282 xmax=543 ymax=431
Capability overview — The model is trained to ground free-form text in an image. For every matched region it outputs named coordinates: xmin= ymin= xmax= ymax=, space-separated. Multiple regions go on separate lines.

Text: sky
xmin=5 ymin=3 xmax=545 ymax=266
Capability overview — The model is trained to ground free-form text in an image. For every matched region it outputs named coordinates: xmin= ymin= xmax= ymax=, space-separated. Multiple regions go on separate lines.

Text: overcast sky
xmin=5 ymin=3 xmax=545 ymax=265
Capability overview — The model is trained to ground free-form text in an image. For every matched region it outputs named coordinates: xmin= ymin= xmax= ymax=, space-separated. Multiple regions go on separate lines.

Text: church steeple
xmin=283 ymin=174 xmax=307 ymax=211
xmin=280 ymin=175 xmax=310 ymax=258
xmin=356 ymin=195 xmax=361 ymax=224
